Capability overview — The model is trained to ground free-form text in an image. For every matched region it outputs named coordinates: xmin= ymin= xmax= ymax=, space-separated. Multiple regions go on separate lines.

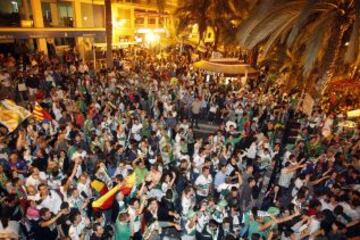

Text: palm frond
xmin=344 ymin=0 xmax=360 ymax=64
xmin=303 ymin=12 xmax=337 ymax=76
xmin=237 ymin=0 xmax=277 ymax=45
xmin=286 ymin=0 xmax=317 ymax=46
xmin=262 ymin=13 xmax=299 ymax=56
xmin=303 ymin=12 xmax=336 ymax=76
xmin=244 ymin=3 xmax=303 ymax=49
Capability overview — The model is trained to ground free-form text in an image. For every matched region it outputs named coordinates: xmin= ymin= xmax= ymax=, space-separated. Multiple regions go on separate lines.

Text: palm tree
xmin=105 ymin=0 xmax=113 ymax=69
xmin=176 ymin=0 xmax=257 ymax=49
xmin=238 ymin=0 xmax=360 ymax=92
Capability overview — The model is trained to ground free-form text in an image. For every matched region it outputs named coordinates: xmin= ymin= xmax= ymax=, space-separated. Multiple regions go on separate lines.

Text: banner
xmin=0 ymin=99 xmax=31 ymax=132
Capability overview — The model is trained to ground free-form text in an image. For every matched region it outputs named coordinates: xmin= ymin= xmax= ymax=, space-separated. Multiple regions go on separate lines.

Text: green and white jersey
xmin=195 ymin=174 xmax=212 ymax=197
xmin=182 ymin=221 xmax=196 ymax=240
xmin=128 ymin=206 xmax=141 ymax=233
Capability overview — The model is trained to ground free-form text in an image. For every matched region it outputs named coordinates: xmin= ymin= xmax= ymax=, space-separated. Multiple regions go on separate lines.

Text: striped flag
xmin=91 ymin=172 xmax=136 ymax=210
xmin=0 ymin=99 xmax=31 ymax=132
xmin=32 ymin=102 xmax=52 ymax=122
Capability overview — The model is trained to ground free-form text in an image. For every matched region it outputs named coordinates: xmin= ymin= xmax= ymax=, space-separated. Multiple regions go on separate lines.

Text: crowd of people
xmin=0 ymin=46 xmax=359 ymax=240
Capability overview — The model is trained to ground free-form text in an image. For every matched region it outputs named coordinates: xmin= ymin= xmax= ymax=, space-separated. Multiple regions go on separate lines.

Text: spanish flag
xmin=90 ymin=180 xmax=114 ymax=210
xmin=0 ymin=99 xmax=31 ymax=132
xmin=92 ymin=173 xmax=136 ymax=210
xmin=32 ymin=102 xmax=52 ymax=122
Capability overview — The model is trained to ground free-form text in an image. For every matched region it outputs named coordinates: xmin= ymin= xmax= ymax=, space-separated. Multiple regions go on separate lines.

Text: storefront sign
xmin=0 ymin=30 xmax=105 ymax=40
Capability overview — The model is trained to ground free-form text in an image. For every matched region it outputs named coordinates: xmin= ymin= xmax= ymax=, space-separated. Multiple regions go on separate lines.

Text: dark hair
xmin=115 ymin=174 xmax=124 ymax=181
xmin=333 ymin=205 xmax=344 ymax=215
xmin=147 ymin=198 xmax=157 ymax=207
xmin=69 ymin=210 xmax=81 ymax=224
xmin=93 ymin=211 xmax=103 ymax=220
xmin=129 ymin=198 xmax=139 ymax=206
xmin=251 ymin=207 xmax=258 ymax=219
xmin=0 ymin=208 xmax=12 ymax=228
xmin=60 ymin=202 xmax=69 ymax=210
xmin=38 ymin=183 xmax=47 ymax=191
xmin=251 ymin=233 xmax=262 ymax=240
xmin=165 ymin=189 xmax=173 ymax=200
xmin=202 ymin=165 xmax=210 ymax=171
xmin=284 ymin=229 xmax=294 ymax=237
xmin=39 ymin=207 xmax=50 ymax=217
xmin=93 ymin=223 xmax=102 ymax=232
xmin=118 ymin=212 xmax=128 ymax=222
xmin=248 ymin=177 xmax=255 ymax=183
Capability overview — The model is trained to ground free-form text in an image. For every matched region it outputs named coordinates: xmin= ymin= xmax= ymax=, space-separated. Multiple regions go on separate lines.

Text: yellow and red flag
xmin=32 ymin=102 xmax=52 ymax=122
xmin=91 ymin=173 xmax=136 ymax=210
xmin=0 ymin=99 xmax=31 ymax=132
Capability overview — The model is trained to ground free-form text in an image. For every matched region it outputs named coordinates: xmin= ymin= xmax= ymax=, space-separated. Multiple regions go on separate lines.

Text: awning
xmin=193 ymin=59 xmax=258 ymax=75
xmin=93 ymin=42 xmax=138 ymax=49
xmin=0 ymin=28 xmax=105 ymax=40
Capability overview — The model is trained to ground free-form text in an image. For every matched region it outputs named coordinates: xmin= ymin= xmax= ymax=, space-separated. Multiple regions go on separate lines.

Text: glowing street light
xmin=145 ymin=32 xmax=160 ymax=45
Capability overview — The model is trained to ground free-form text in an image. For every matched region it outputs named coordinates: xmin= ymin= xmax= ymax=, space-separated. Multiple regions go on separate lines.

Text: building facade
xmin=0 ymin=0 xmax=178 ymax=59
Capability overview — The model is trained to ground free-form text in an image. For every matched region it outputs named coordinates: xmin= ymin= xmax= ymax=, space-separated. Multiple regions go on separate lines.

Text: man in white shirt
xmin=195 ymin=166 xmax=213 ymax=203
xmin=26 ymin=167 xmax=47 ymax=188
xmin=244 ymin=141 xmax=257 ymax=160
xmin=131 ymin=118 xmax=143 ymax=142
xmin=68 ymin=211 xmax=88 ymax=240
xmin=192 ymin=150 xmax=207 ymax=175
xmin=128 ymin=198 xmax=143 ymax=238
xmin=37 ymin=184 xmax=62 ymax=214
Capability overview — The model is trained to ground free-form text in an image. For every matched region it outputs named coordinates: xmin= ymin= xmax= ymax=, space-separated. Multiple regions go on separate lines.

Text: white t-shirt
xmin=181 ymin=195 xmax=194 ymax=216
xmin=245 ymin=143 xmax=257 ymax=159
xmin=25 ymin=172 xmax=47 ymax=188
xmin=77 ymin=180 xmax=92 ymax=199
xmin=128 ymin=206 xmax=141 ymax=233
xmin=195 ymin=174 xmax=212 ymax=197
xmin=193 ymin=155 xmax=205 ymax=174
xmin=292 ymin=178 xmax=304 ymax=197
xmin=37 ymin=190 xmax=62 ymax=214
xmin=131 ymin=123 xmax=143 ymax=140
xmin=339 ymin=202 xmax=360 ymax=221
xmin=278 ymin=169 xmax=295 ymax=188
xmin=68 ymin=220 xmax=85 ymax=240
xmin=308 ymin=217 xmax=320 ymax=240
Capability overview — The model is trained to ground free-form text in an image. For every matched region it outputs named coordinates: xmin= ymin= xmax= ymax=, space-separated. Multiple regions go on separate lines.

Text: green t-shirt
xmin=248 ymin=220 xmax=264 ymax=238
xmin=115 ymin=221 xmax=131 ymax=240
xmin=225 ymin=136 xmax=242 ymax=147
xmin=67 ymin=145 xmax=77 ymax=159
xmin=134 ymin=167 xmax=148 ymax=186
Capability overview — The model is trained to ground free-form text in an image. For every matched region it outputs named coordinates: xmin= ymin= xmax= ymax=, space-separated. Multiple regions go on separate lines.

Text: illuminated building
xmin=0 ymin=0 xmax=178 ymax=59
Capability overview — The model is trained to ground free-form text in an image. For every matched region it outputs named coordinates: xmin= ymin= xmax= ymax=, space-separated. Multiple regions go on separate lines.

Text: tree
xmin=176 ymin=0 xmax=257 ymax=49
xmin=238 ymin=0 xmax=360 ymax=92
xmin=105 ymin=0 xmax=113 ymax=69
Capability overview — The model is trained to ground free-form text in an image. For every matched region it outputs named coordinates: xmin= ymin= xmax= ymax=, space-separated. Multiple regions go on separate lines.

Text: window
xmin=58 ymin=1 xmax=74 ymax=27
xmin=81 ymin=3 xmax=104 ymax=28
xmin=135 ymin=17 xmax=144 ymax=25
xmin=0 ymin=0 xmax=23 ymax=26
xmin=41 ymin=2 xmax=52 ymax=27
xmin=148 ymin=17 xmax=156 ymax=25
xmin=93 ymin=5 xmax=104 ymax=27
